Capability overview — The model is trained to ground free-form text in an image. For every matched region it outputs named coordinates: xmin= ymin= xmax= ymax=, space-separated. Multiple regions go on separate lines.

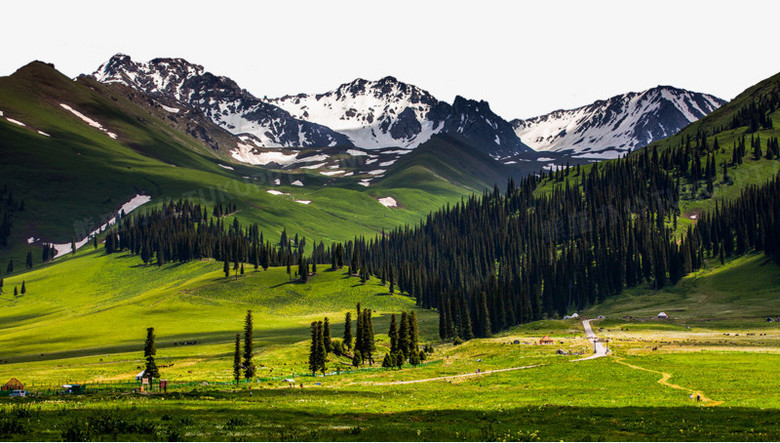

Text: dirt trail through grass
xmin=371 ymin=364 xmax=543 ymax=386
xmin=614 ymin=357 xmax=723 ymax=406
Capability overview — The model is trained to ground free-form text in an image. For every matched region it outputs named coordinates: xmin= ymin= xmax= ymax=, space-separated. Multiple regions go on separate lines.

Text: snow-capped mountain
xmin=512 ymin=86 xmax=725 ymax=159
xmin=92 ymin=54 xmax=530 ymax=158
xmin=266 ymin=76 xmax=530 ymax=155
xmin=267 ymin=77 xmax=441 ymax=149
xmin=92 ymin=54 xmax=351 ymax=148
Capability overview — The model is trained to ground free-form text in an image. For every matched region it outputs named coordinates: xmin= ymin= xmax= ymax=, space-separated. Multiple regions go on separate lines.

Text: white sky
xmin=3 ymin=0 xmax=779 ymax=119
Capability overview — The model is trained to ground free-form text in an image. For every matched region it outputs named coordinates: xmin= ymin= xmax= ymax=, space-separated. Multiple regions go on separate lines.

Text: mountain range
xmin=92 ymin=54 xmax=531 ymax=159
xmin=0 ymin=54 xmax=732 ymax=261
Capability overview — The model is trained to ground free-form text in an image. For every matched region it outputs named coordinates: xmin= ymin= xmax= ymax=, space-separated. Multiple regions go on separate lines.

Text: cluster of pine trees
xmin=352 ymin=303 xmax=376 ymax=365
xmin=382 ymin=311 xmax=424 ymax=368
xmin=695 ymin=177 xmax=780 ymax=263
xmin=308 ymin=319 xmax=329 ymax=375
xmin=103 ymin=200 xmax=310 ymax=269
xmin=307 ymin=305 xmax=381 ymax=374
xmin=729 ymin=87 xmax=779 ymax=132
xmin=232 ymin=310 xmax=256 ymax=382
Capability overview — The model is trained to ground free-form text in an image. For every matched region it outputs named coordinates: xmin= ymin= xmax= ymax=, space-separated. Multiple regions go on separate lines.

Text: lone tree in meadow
xmin=20 ymin=281 xmax=25 ymax=295
xmin=343 ymin=312 xmax=352 ymax=350
xmin=299 ymin=255 xmax=309 ymax=283
xmin=243 ymin=310 xmax=256 ymax=379
xmin=144 ymin=327 xmax=160 ymax=379
xmin=233 ymin=334 xmax=241 ymax=384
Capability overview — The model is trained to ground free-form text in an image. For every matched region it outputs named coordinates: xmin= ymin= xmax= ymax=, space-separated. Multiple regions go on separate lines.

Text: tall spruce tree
xmin=233 ymin=334 xmax=241 ymax=384
xmin=243 ymin=310 xmax=256 ymax=379
xmin=315 ymin=321 xmax=327 ymax=374
xmin=388 ymin=313 xmax=399 ymax=354
xmin=309 ymin=322 xmax=319 ymax=375
xmin=143 ymin=327 xmax=160 ymax=379
xmin=323 ymin=317 xmax=332 ymax=353
xmin=343 ymin=312 xmax=352 ymax=350
xmin=398 ymin=311 xmax=410 ymax=358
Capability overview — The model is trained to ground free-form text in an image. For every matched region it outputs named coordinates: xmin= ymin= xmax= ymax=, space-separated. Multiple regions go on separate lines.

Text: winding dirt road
xmin=571 ymin=319 xmax=609 ymax=361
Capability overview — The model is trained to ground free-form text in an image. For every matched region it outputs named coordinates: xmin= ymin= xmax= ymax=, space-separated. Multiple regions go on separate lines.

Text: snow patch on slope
xmin=59 ymin=103 xmax=118 ymax=139
xmin=230 ymin=143 xmax=298 ymax=166
xmin=48 ymin=194 xmax=151 ymax=259
xmin=378 ymin=197 xmax=397 ymax=208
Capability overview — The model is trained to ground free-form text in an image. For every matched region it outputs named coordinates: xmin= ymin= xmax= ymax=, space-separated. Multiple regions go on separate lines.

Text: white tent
xmin=135 ymin=370 xmax=146 ymax=381
xmin=657 ymin=312 xmax=669 ymax=319
xmin=571 ymin=313 xmax=579 ymax=318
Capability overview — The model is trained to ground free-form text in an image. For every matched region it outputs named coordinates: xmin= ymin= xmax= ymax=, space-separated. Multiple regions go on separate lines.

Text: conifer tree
xmin=20 ymin=281 xmax=25 ymax=295
xmin=398 ymin=311 xmax=410 ymax=358
xmin=388 ymin=313 xmax=399 ymax=354
xmin=354 ymin=304 xmax=363 ymax=355
xmin=409 ymin=311 xmax=419 ymax=354
xmin=25 ymin=251 xmax=32 ymax=269
xmin=323 ymin=317 xmax=332 ymax=353
xmin=243 ymin=310 xmax=256 ymax=379
xmin=381 ymin=352 xmax=392 ymax=368
xmin=363 ymin=308 xmax=375 ymax=364
xmin=233 ymin=334 xmax=241 ymax=384
xmin=343 ymin=312 xmax=352 ymax=350
xmin=299 ymin=255 xmax=309 ymax=283
xmin=144 ymin=327 xmax=160 ymax=379
xmin=315 ymin=320 xmax=327 ymax=374
xmin=223 ymin=258 xmax=230 ymax=279
xmin=309 ymin=321 xmax=319 ymax=375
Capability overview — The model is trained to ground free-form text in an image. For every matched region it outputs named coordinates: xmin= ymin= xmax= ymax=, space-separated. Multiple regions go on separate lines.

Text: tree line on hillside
xmin=728 ymin=86 xmax=780 ymax=132
xmin=102 ymin=200 xmax=326 ymax=272
xmin=346 ymin=142 xmax=780 ymax=340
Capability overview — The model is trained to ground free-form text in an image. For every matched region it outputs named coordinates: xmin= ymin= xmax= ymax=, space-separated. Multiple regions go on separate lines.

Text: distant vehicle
xmin=9 ymin=390 xmax=26 ymax=397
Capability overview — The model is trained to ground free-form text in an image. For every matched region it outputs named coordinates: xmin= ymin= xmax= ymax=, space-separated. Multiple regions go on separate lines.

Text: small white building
xmin=657 ymin=312 xmax=669 ymax=319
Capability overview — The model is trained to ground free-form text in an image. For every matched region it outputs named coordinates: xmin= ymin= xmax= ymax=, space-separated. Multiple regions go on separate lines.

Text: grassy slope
xmin=584 ymin=253 xmax=780 ymax=323
xmin=0 ymin=249 xmax=431 ymax=364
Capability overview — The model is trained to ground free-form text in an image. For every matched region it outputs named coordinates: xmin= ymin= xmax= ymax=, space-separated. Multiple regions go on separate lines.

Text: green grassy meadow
xmin=1 ymin=247 xmax=780 ymax=440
